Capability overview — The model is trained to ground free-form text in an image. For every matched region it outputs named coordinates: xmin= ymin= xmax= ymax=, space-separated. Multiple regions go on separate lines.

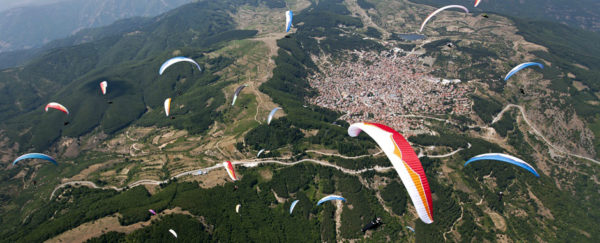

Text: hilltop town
xmin=308 ymin=49 xmax=472 ymax=132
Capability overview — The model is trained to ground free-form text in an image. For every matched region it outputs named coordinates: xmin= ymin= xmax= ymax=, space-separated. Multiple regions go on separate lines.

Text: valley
xmin=0 ymin=0 xmax=598 ymax=242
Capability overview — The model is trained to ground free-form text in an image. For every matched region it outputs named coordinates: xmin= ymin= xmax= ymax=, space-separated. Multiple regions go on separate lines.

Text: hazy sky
xmin=0 ymin=0 xmax=66 ymax=12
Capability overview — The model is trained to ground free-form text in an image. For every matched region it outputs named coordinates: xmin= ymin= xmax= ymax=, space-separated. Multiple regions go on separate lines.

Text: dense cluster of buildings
xmin=308 ymin=49 xmax=472 ymax=132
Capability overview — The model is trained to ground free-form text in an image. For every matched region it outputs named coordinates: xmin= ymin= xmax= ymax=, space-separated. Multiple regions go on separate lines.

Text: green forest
xmin=0 ymin=1 xmax=259 ymax=152
xmin=0 ymin=0 xmax=599 ymax=242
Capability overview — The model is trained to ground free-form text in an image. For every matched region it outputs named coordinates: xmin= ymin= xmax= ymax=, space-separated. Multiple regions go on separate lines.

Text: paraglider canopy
xmin=223 ymin=161 xmax=238 ymax=181
xmin=159 ymin=56 xmax=201 ymax=75
xmin=231 ymin=85 xmax=247 ymax=106
xmin=236 ymin=204 xmax=241 ymax=213
xmin=45 ymin=102 xmax=69 ymax=115
xmin=464 ymin=153 xmax=540 ymax=177
xmin=267 ymin=107 xmax=282 ymax=125
xmin=419 ymin=5 xmax=469 ymax=33
xmin=289 ymin=200 xmax=299 ymax=214
xmin=317 ymin=195 xmax=346 ymax=206
xmin=169 ymin=229 xmax=177 ymax=238
xmin=164 ymin=98 xmax=172 ymax=117
xmin=348 ymin=122 xmax=434 ymax=224
xmin=100 ymin=81 xmax=108 ymax=95
xmin=504 ymin=62 xmax=544 ymax=81
xmin=285 ymin=10 xmax=293 ymax=32
xmin=257 ymin=149 xmax=265 ymax=158
xmin=13 ymin=153 xmax=58 ymax=166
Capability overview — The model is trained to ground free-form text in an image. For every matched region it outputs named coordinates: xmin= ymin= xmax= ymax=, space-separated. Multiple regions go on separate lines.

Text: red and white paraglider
xmin=223 ymin=161 xmax=238 ymax=181
xmin=100 ymin=81 xmax=108 ymax=95
xmin=348 ymin=122 xmax=434 ymax=224
xmin=164 ymin=98 xmax=172 ymax=117
xmin=45 ymin=102 xmax=69 ymax=115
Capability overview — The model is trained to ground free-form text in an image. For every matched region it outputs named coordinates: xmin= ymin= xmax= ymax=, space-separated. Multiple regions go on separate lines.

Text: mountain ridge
xmin=0 ymin=0 xmax=194 ymax=53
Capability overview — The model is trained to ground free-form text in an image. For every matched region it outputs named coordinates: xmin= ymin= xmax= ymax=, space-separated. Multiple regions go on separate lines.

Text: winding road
xmin=50 ymin=157 xmax=394 ymax=200
xmin=51 ymin=103 xmax=600 ymax=200
xmin=50 ymin=143 xmax=468 ymax=200
xmin=305 ymin=149 xmax=383 ymax=159
xmin=422 ymin=147 xmax=464 ymax=158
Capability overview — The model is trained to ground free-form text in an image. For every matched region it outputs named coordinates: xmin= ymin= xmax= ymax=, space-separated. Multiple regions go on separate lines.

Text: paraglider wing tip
xmin=347 ymin=123 xmax=363 ymax=137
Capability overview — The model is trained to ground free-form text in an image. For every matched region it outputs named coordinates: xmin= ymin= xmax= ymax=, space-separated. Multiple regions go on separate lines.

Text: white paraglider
xmin=419 ymin=5 xmax=469 ymax=33
xmin=159 ymin=57 xmax=201 ymax=75
xmin=267 ymin=107 xmax=281 ymax=125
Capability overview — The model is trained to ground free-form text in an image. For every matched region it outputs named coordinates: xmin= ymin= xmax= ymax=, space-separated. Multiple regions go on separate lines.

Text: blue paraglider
xmin=317 ymin=195 xmax=346 ymax=206
xmin=13 ymin=153 xmax=58 ymax=166
xmin=504 ymin=62 xmax=543 ymax=81
xmin=285 ymin=11 xmax=293 ymax=32
xmin=289 ymin=200 xmax=299 ymax=214
xmin=464 ymin=153 xmax=539 ymax=177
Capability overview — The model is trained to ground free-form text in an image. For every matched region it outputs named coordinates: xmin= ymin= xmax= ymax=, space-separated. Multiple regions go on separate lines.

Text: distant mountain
xmin=410 ymin=0 xmax=600 ymax=32
xmin=0 ymin=16 xmax=155 ymax=69
xmin=0 ymin=0 xmax=193 ymax=53
xmin=0 ymin=0 xmax=65 ymax=12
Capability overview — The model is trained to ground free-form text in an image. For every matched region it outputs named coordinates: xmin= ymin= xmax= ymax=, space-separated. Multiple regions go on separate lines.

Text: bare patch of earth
xmin=259 ymin=168 xmax=273 ymax=181
xmin=193 ymin=169 xmax=229 ymax=189
xmin=572 ymin=81 xmax=589 ymax=91
xmin=485 ymin=209 xmax=507 ymax=232
xmin=66 ymin=160 xmax=119 ymax=182
xmin=271 ymin=189 xmax=286 ymax=203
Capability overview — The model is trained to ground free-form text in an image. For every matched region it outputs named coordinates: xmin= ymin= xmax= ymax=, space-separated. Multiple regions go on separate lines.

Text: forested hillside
xmin=0 ymin=0 xmax=598 ymax=242
xmin=0 ymin=1 xmax=259 ymax=152
xmin=0 ymin=0 xmax=194 ymax=53
xmin=410 ymin=0 xmax=600 ymax=32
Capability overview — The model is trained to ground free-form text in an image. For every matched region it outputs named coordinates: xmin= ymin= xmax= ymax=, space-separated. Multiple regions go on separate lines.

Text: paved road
xmin=50 ymin=158 xmax=394 ymax=200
